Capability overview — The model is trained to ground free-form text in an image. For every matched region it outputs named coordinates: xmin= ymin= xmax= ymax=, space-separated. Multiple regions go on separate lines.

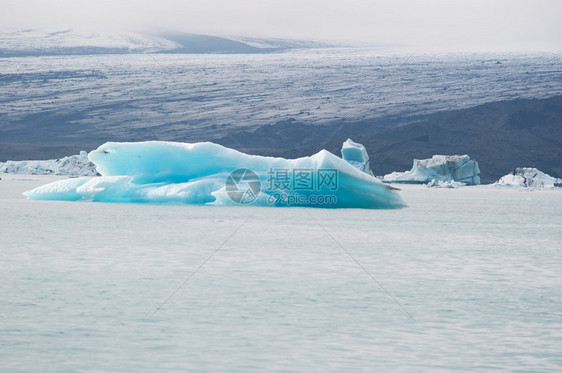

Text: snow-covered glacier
xmin=383 ymin=155 xmax=480 ymax=185
xmin=24 ymin=141 xmax=406 ymax=209
xmin=494 ymin=168 xmax=562 ymax=188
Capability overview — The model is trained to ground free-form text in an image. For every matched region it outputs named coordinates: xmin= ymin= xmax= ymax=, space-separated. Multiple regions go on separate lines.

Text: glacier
xmin=341 ymin=139 xmax=374 ymax=176
xmin=493 ymin=168 xmax=562 ymax=188
xmin=3 ymin=51 xmax=560 ymax=146
xmin=24 ymin=141 xmax=406 ymax=209
xmin=0 ymin=151 xmax=98 ymax=176
xmin=383 ymin=155 xmax=481 ymax=185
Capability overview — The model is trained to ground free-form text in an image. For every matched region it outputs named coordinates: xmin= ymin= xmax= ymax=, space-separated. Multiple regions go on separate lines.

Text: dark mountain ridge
xmin=2 ymin=95 xmax=560 ymax=183
xmin=215 ymin=95 xmax=562 ymax=183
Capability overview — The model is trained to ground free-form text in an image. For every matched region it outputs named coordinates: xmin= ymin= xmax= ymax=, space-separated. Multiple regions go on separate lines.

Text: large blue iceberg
xmin=24 ymin=141 xmax=406 ymax=209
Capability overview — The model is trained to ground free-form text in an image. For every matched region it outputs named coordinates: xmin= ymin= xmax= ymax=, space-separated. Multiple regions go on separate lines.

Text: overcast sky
xmin=3 ymin=0 xmax=561 ymax=51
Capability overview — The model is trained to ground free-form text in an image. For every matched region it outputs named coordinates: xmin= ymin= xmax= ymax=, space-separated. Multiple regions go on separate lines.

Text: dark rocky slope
xmin=2 ymin=95 xmax=560 ymax=183
xmin=217 ymin=95 xmax=562 ymax=183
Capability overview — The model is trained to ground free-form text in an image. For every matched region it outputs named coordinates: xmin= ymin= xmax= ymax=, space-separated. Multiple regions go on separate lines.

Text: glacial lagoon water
xmin=1 ymin=176 xmax=561 ymax=371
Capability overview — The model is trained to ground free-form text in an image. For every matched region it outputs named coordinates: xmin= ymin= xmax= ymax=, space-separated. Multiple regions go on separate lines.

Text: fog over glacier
xmin=3 ymin=0 xmax=561 ymax=51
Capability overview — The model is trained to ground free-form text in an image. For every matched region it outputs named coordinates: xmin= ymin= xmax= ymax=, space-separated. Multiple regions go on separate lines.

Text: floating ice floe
xmin=0 ymin=151 xmax=98 ymax=176
xmin=425 ymin=179 xmax=466 ymax=188
xmin=383 ymin=155 xmax=480 ymax=185
xmin=493 ymin=168 xmax=562 ymax=188
xmin=341 ymin=138 xmax=374 ymax=176
xmin=24 ymin=141 xmax=406 ymax=209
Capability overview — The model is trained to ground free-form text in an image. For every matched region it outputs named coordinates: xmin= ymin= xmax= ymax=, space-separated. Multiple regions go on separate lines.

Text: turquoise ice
xmin=24 ymin=141 xmax=405 ymax=209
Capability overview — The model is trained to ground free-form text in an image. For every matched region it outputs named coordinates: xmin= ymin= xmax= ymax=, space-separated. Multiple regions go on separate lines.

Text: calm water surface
xmin=1 ymin=177 xmax=561 ymax=371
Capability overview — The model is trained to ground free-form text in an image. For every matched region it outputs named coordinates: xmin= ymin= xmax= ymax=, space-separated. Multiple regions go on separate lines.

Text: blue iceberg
xmin=24 ymin=141 xmax=406 ymax=209
xmin=383 ymin=155 xmax=480 ymax=185
xmin=341 ymin=138 xmax=374 ymax=176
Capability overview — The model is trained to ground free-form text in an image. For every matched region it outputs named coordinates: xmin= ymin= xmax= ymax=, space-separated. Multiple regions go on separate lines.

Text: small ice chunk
xmin=426 ymin=179 xmax=466 ymax=188
xmin=493 ymin=168 xmax=562 ymax=188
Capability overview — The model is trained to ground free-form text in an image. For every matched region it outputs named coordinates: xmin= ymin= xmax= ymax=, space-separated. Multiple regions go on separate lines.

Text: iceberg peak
xmin=341 ymin=138 xmax=374 ymax=176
